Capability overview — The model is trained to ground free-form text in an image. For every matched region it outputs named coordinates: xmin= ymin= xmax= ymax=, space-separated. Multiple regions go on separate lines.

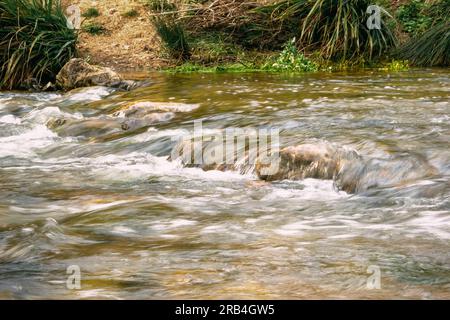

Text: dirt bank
xmin=60 ymin=0 xmax=410 ymax=72
xmin=62 ymin=0 xmax=165 ymax=71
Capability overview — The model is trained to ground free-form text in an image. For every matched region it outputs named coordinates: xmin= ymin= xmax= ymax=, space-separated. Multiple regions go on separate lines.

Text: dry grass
xmin=57 ymin=0 xmax=279 ymax=70
xmin=185 ymin=1 xmax=260 ymax=30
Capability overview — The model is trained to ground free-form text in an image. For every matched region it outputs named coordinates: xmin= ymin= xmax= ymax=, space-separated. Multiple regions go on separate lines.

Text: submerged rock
xmin=119 ymin=113 xmax=175 ymax=130
xmin=256 ymin=142 xmax=438 ymax=194
xmin=112 ymin=101 xmax=200 ymax=117
xmin=107 ymin=101 xmax=200 ymax=132
xmin=171 ymin=138 xmax=439 ymax=194
xmin=46 ymin=117 xmax=125 ymax=137
xmin=56 ymin=58 xmax=138 ymax=90
xmin=169 ymin=132 xmax=262 ymax=175
xmin=256 ymin=142 xmax=360 ymax=181
xmin=335 ymin=154 xmax=439 ymax=193
xmin=46 ymin=113 xmax=175 ymax=137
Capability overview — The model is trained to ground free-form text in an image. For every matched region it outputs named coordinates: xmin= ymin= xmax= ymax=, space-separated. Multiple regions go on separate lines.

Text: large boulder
xmin=56 ymin=58 xmax=125 ymax=90
xmin=335 ymin=154 xmax=438 ymax=194
xmin=256 ymin=142 xmax=359 ymax=182
xmin=255 ymin=142 xmax=438 ymax=194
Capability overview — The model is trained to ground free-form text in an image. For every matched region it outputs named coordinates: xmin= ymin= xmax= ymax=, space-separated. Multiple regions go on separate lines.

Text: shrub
xmin=264 ymin=38 xmax=318 ymax=72
xmin=0 ymin=0 xmax=77 ymax=89
xmin=397 ymin=0 xmax=432 ymax=34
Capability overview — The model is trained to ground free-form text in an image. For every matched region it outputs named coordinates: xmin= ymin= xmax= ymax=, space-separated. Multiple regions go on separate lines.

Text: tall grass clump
xmin=262 ymin=0 xmax=397 ymax=60
xmin=146 ymin=0 xmax=176 ymax=13
xmin=397 ymin=0 xmax=449 ymax=67
xmin=398 ymin=22 xmax=450 ymax=67
xmin=0 ymin=0 xmax=77 ymax=89
xmin=152 ymin=17 xmax=191 ymax=61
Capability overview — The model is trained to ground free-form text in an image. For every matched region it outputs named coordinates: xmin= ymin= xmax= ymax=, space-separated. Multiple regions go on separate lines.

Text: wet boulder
xmin=111 ymin=101 xmax=200 ymax=117
xmin=119 ymin=113 xmax=175 ymax=130
xmin=255 ymin=141 xmax=439 ymax=194
xmin=56 ymin=58 xmax=131 ymax=90
xmin=256 ymin=142 xmax=360 ymax=181
xmin=335 ymin=154 xmax=439 ymax=194
xmin=169 ymin=132 xmax=260 ymax=175
xmin=109 ymin=101 xmax=200 ymax=130
xmin=46 ymin=117 xmax=125 ymax=137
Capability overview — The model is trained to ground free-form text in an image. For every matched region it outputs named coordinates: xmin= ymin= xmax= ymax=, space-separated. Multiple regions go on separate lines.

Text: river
xmin=0 ymin=70 xmax=449 ymax=299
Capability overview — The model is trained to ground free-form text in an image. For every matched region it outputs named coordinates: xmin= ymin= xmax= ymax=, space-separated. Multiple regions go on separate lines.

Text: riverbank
xmin=60 ymin=0 xmax=279 ymax=72
xmin=61 ymin=0 xmax=448 ymax=75
xmin=61 ymin=0 xmax=165 ymax=71
xmin=2 ymin=0 xmax=447 ymax=90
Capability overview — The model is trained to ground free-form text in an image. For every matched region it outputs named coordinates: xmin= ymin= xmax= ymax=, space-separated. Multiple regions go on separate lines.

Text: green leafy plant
xmin=397 ymin=0 xmax=432 ymax=34
xmin=0 ymin=0 xmax=78 ymax=89
xmin=264 ymin=38 xmax=318 ymax=72
xmin=381 ymin=60 xmax=410 ymax=71
xmin=82 ymin=7 xmax=100 ymax=18
xmin=152 ymin=17 xmax=191 ymax=61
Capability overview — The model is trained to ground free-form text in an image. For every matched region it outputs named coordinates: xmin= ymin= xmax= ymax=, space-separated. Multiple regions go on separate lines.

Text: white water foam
xmin=0 ymin=115 xmax=21 ymax=124
xmin=0 ymin=124 xmax=58 ymax=158
xmin=263 ymin=179 xmax=348 ymax=202
xmin=406 ymin=210 xmax=450 ymax=240
xmin=24 ymin=106 xmax=83 ymax=124
xmin=129 ymin=128 xmax=190 ymax=143
xmin=60 ymin=86 xmax=115 ymax=103
xmin=88 ymin=152 xmax=250 ymax=182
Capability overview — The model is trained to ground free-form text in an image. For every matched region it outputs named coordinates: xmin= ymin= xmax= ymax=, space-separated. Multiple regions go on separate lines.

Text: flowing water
xmin=0 ymin=70 xmax=449 ymax=299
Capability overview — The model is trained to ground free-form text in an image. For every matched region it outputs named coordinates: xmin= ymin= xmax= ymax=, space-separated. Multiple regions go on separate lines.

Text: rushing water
xmin=0 ymin=70 xmax=449 ymax=299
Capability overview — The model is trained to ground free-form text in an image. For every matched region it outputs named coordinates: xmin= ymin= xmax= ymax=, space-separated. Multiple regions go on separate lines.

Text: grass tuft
xmin=122 ymin=9 xmax=139 ymax=18
xmin=0 ymin=0 xmax=78 ymax=89
xmin=261 ymin=0 xmax=397 ymax=60
xmin=152 ymin=16 xmax=191 ymax=62
xmin=82 ymin=7 xmax=100 ymax=18
xmin=146 ymin=0 xmax=176 ymax=13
